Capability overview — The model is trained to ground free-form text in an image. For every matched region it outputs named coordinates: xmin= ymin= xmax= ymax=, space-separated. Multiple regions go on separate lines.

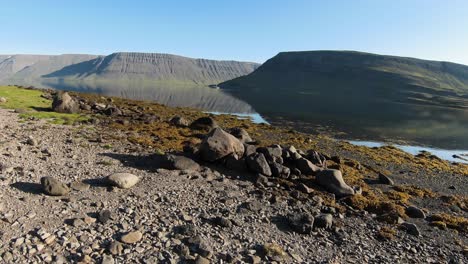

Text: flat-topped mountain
xmin=220 ymin=50 xmax=468 ymax=111
xmin=44 ymin=52 xmax=260 ymax=85
xmin=0 ymin=54 xmax=99 ymax=81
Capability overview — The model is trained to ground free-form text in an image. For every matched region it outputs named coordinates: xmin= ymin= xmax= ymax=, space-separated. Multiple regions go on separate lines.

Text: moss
xmin=262 ymin=243 xmax=287 ymax=258
xmin=393 ymin=185 xmax=436 ymax=198
xmin=343 ymin=193 xmax=407 ymax=223
xmin=430 ymin=213 xmax=468 ymax=232
xmin=385 ymin=190 xmax=411 ymax=204
xmin=377 ymin=226 xmax=396 ymax=241
xmin=429 ymin=221 xmax=447 ymax=230
xmin=0 ymin=86 xmax=90 ymax=125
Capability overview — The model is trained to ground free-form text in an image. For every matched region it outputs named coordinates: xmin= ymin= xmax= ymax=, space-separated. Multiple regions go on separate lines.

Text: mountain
xmin=0 ymin=54 xmax=99 ymax=82
xmin=44 ymin=52 xmax=260 ymax=86
xmin=220 ymin=51 xmax=468 ymax=115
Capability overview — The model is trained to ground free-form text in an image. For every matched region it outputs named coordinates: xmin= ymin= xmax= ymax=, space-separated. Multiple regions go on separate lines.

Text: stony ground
xmin=0 ymin=104 xmax=467 ymax=263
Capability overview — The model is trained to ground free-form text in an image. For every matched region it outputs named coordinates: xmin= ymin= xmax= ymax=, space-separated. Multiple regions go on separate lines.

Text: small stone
xmin=287 ymin=212 xmax=314 ymax=234
xmin=71 ymin=218 xmax=85 ymax=227
xmin=0 ymin=97 xmax=7 ymax=103
xmin=195 ymin=256 xmax=210 ymax=264
xmin=213 ymin=216 xmax=232 ymax=228
xmin=98 ymin=210 xmax=112 ymax=224
xmin=107 ymin=173 xmax=139 ymax=189
xmin=120 ymin=231 xmax=143 ymax=244
xmin=40 ymin=177 xmax=70 ymax=196
xmin=101 ymin=254 xmax=115 ymax=264
xmin=84 ymin=216 xmax=97 ymax=224
xmin=400 ymin=222 xmax=420 ymax=236
xmin=108 ymin=241 xmax=124 ymax=255
xmin=26 ymin=136 xmax=38 ymax=146
xmin=70 ymin=181 xmax=90 ymax=191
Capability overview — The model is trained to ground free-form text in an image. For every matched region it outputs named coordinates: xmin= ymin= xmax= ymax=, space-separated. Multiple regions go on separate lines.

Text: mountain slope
xmin=44 ymin=52 xmax=260 ymax=85
xmin=220 ymin=51 xmax=468 ymax=113
xmin=0 ymin=54 xmax=99 ymax=82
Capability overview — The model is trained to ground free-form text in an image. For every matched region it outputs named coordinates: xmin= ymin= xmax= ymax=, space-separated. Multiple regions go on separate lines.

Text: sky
xmin=1 ymin=0 xmax=467 ymax=64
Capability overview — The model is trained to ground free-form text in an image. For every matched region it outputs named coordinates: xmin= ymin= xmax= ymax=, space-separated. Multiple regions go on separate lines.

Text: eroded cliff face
xmin=0 ymin=54 xmax=99 ymax=81
xmin=45 ymin=52 xmax=260 ymax=85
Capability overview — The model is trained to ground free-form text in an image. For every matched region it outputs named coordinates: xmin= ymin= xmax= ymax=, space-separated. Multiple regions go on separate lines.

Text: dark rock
xmin=270 ymin=162 xmax=290 ymax=178
xmin=98 ymin=210 xmax=112 ymax=224
xmin=257 ymin=145 xmax=282 ymax=163
xmin=40 ymin=177 xmax=70 ymax=196
xmin=400 ymin=222 xmax=420 ymax=236
xmin=378 ymin=172 xmax=394 ymax=185
xmin=52 ymin=92 xmax=79 ymax=114
xmin=314 ymin=214 xmax=333 ymax=229
xmin=316 ymin=169 xmax=355 ymax=197
xmin=287 ymin=212 xmax=314 ymax=234
xmin=190 ymin=117 xmax=218 ymax=130
xmin=229 ymin=127 xmax=252 ymax=143
xmin=255 ymin=174 xmax=269 ymax=187
xmin=212 ymin=217 xmax=232 ymax=228
xmin=163 ymin=154 xmax=201 ymax=171
xmin=296 ymin=158 xmax=320 ymax=175
xmin=170 ymin=116 xmax=190 ymax=127
xmin=199 ymin=128 xmax=245 ymax=162
xmin=225 ymin=154 xmax=247 ymax=171
xmin=307 ymin=150 xmax=327 ymax=167
xmin=405 ymin=206 xmax=426 ymax=218
xmin=246 ymin=153 xmax=272 ymax=176
xmin=102 ymin=106 xmax=122 ymax=116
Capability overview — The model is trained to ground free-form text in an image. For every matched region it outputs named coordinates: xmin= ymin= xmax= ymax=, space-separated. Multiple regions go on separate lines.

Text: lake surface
xmin=8 ymin=78 xmax=468 ymax=151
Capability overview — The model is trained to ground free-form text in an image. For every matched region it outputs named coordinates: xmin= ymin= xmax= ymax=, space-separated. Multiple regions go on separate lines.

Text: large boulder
xmin=257 ymin=145 xmax=283 ymax=163
xmin=246 ymin=152 xmax=272 ymax=176
xmin=316 ymin=169 xmax=355 ymax=197
xmin=296 ymin=158 xmax=321 ymax=175
xmin=190 ymin=117 xmax=218 ymax=130
xmin=170 ymin=116 xmax=190 ymax=127
xmin=199 ymin=128 xmax=244 ymax=162
xmin=52 ymin=92 xmax=79 ymax=114
xmin=162 ymin=154 xmax=201 ymax=171
xmin=229 ymin=128 xmax=253 ymax=143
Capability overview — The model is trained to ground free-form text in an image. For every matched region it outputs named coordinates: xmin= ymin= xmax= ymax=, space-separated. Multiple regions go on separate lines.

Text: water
xmin=206 ymin=111 xmax=269 ymax=124
xmin=348 ymin=140 xmax=468 ymax=164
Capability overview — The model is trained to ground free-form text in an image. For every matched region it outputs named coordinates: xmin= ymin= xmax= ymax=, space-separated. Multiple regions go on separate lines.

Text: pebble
xmin=107 ymin=173 xmax=139 ymax=189
xmin=40 ymin=177 xmax=70 ymax=196
xmin=120 ymin=231 xmax=143 ymax=244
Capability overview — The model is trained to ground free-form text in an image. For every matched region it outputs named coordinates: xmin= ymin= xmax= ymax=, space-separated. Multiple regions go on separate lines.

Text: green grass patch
xmin=0 ymin=85 xmax=90 ymax=125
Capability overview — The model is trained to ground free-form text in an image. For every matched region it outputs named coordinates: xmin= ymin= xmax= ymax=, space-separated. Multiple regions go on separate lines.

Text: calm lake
xmin=13 ymin=79 xmax=468 ymax=162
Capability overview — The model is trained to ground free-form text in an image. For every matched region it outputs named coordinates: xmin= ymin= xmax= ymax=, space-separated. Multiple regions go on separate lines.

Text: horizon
xmin=1 ymin=0 xmax=468 ymax=64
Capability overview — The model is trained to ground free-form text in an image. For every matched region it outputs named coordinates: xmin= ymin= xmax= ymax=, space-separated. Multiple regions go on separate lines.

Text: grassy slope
xmin=220 ymin=51 xmax=468 ymax=113
xmin=0 ymin=85 xmax=88 ymax=125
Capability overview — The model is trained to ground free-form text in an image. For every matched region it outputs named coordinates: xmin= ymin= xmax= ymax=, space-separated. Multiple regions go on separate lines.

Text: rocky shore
xmin=0 ymin=87 xmax=467 ymax=263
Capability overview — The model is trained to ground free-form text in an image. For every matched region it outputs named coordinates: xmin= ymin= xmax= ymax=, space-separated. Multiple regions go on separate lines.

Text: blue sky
xmin=1 ymin=0 xmax=467 ymax=64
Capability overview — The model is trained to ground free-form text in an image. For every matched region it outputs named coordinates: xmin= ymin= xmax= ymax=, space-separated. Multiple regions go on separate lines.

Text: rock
xmin=101 ymin=254 xmax=115 ymax=264
xmin=98 ymin=210 xmax=112 ymax=224
xmin=257 ymin=145 xmax=283 ymax=163
xmin=316 ymin=169 xmax=355 ymax=197
xmin=314 ymin=214 xmax=333 ymax=229
xmin=84 ymin=216 xmax=96 ymax=224
xmin=0 ymin=97 xmax=7 ymax=103
xmin=163 ymin=154 xmax=200 ymax=171
xmin=190 ymin=117 xmax=218 ymax=130
xmin=107 ymin=173 xmax=139 ymax=189
xmin=71 ymin=218 xmax=85 ymax=227
xmin=297 ymin=183 xmax=314 ymax=194
xmin=70 ymin=181 xmax=90 ymax=191
xmin=270 ymin=162 xmax=290 ymax=178
xmin=406 ymin=206 xmax=426 ymax=218
xmin=246 ymin=153 xmax=272 ymax=176
xmin=287 ymin=212 xmax=314 ymax=234
xmin=307 ymin=150 xmax=327 ymax=167
xmin=52 ymin=92 xmax=79 ymax=114
xmin=229 ymin=127 xmax=253 ymax=143
xmin=120 ymin=231 xmax=143 ymax=244
xmin=102 ymin=106 xmax=122 ymax=116
xmin=378 ymin=172 xmax=394 ymax=185
xmin=26 ymin=136 xmax=38 ymax=146
xmin=213 ymin=216 xmax=232 ymax=228
xmin=225 ymin=154 xmax=247 ymax=171
xmin=296 ymin=158 xmax=321 ymax=175
xmin=108 ymin=241 xmax=123 ymax=255
xmin=255 ymin=174 xmax=269 ymax=187
xmin=40 ymin=177 xmax=70 ymax=196
xmin=243 ymin=144 xmax=257 ymax=157
xmin=283 ymin=145 xmax=302 ymax=161
xmin=170 ymin=116 xmax=190 ymax=127
xmin=195 ymin=256 xmax=210 ymax=264
xmin=400 ymin=222 xmax=420 ymax=236
xmin=199 ymin=128 xmax=245 ymax=162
